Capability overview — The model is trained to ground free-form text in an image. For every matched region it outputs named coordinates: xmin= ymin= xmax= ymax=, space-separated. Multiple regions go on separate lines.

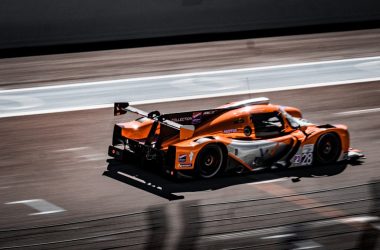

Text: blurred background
xmin=0 ymin=0 xmax=380 ymax=249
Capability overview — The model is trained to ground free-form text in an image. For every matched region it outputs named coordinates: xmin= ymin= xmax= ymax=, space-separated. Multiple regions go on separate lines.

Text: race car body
xmin=108 ymin=97 xmax=364 ymax=179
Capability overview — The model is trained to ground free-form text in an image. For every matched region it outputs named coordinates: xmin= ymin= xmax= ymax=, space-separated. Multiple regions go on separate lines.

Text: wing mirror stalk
xmin=299 ymin=125 xmax=309 ymax=137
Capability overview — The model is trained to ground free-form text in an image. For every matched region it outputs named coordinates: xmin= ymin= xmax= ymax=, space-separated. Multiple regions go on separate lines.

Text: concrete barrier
xmin=1 ymin=0 xmax=380 ymax=50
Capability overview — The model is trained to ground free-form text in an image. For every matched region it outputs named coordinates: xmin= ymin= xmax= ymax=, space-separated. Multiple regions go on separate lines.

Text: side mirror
xmin=300 ymin=125 xmax=308 ymax=132
xmin=299 ymin=125 xmax=309 ymax=137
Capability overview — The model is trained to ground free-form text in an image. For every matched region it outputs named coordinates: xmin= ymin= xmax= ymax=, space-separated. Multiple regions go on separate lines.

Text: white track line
xmin=1 ymin=56 xmax=380 ymax=94
xmin=54 ymin=147 xmax=89 ymax=152
xmin=261 ymin=233 xmax=295 ymax=239
xmin=1 ymin=77 xmax=380 ymax=118
xmin=293 ymin=240 xmax=322 ymax=249
xmin=5 ymin=199 xmax=65 ymax=216
xmin=335 ymin=107 xmax=380 ymax=116
xmin=248 ymin=177 xmax=288 ymax=185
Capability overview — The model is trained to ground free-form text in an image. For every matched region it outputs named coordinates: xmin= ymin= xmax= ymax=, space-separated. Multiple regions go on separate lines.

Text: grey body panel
xmin=227 ymin=138 xmax=295 ymax=169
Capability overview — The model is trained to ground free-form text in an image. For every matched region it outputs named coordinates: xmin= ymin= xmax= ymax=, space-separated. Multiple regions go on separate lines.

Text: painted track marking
xmin=54 ymin=147 xmax=105 ymax=162
xmin=1 ymin=54 xmax=380 ymax=118
xmin=261 ymin=233 xmax=295 ymax=239
xmin=1 ymin=55 xmax=380 ymax=94
xmin=335 ymin=107 xmax=380 ymax=116
xmin=248 ymin=177 xmax=288 ymax=185
xmin=54 ymin=147 xmax=89 ymax=152
xmin=5 ymin=199 xmax=65 ymax=215
xmin=293 ymin=240 xmax=322 ymax=249
xmin=1 ymin=77 xmax=380 ymax=119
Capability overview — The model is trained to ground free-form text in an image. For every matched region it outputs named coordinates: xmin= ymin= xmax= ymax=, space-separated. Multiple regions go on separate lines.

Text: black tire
xmin=314 ymin=133 xmax=341 ymax=165
xmin=196 ymin=144 xmax=225 ymax=179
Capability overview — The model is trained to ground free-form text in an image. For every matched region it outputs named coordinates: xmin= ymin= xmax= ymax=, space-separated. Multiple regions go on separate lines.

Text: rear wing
xmin=113 ymin=97 xmax=270 ymax=141
xmin=114 ymin=102 xmax=194 ymax=141
xmin=114 ymin=97 xmax=269 ymax=117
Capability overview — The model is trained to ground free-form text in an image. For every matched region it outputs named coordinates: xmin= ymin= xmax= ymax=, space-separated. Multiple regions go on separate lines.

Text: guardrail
xmin=0 ymin=180 xmax=378 ymax=249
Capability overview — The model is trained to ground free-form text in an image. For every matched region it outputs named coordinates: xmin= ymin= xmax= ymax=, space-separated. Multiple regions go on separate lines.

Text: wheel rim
xmin=316 ymin=133 xmax=340 ymax=164
xmin=323 ymin=142 xmax=332 ymax=154
xmin=198 ymin=145 xmax=223 ymax=178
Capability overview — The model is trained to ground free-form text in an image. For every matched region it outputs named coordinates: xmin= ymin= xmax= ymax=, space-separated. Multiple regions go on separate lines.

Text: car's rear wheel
xmin=314 ymin=133 xmax=341 ymax=165
xmin=196 ymin=144 xmax=225 ymax=179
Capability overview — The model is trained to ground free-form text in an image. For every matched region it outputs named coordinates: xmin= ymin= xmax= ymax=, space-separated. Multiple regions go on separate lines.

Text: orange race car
xmin=108 ymin=97 xmax=364 ymax=179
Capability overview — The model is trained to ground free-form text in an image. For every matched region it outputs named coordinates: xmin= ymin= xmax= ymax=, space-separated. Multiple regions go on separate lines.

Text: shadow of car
xmin=103 ymin=158 xmax=358 ymax=200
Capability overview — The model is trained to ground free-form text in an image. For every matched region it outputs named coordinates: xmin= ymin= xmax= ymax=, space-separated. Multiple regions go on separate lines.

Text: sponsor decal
xmin=233 ymin=118 xmax=245 ymax=124
xmin=178 ymin=154 xmax=187 ymax=163
xmin=223 ymin=128 xmax=238 ymax=134
xmin=302 ymin=144 xmax=314 ymax=153
xmin=203 ymin=110 xmax=216 ymax=115
xmin=192 ymin=112 xmax=202 ymax=125
xmin=294 ymin=154 xmax=302 ymax=164
xmin=179 ymin=163 xmax=192 ymax=168
xmin=172 ymin=117 xmax=192 ymax=123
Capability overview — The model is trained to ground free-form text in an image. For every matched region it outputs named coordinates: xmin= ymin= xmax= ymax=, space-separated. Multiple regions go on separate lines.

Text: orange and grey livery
xmin=108 ymin=97 xmax=364 ymax=179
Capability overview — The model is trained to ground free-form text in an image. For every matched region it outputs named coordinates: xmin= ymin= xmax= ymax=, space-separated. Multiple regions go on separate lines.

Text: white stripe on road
xmin=5 ymin=199 xmax=65 ymax=216
xmin=55 ymin=147 xmax=105 ymax=162
xmin=54 ymin=147 xmax=89 ymax=152
xmin=248 ymin=177 xmax=288 ymax=185
xmin=294 ymin=240 xmax=322 ymax=249
xmin=29 ymin=210 xmax=65 ymax=216
xmin=1 ymin=77 xmax=380 ymax=118
xmin=335 ymin=107 xmax=380 ymax=116
xmin=2 ymin=55 xmax=380 ymax=94
xmin=261 ymin=233 xmax=295 ymax=239
xmin=79 ymin=153 xmax=105 ymax=162
xmin=339 ymin=216 xmax=379 ymax=224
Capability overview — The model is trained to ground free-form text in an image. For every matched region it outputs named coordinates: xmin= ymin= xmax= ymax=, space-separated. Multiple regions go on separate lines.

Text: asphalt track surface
xmin=0 ymin=30 xmax=380 ymax=249
xmin=0 ymin=82 xmax=380 ymax=249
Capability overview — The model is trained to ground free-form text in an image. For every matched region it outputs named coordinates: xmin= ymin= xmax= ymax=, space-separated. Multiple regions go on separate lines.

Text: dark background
xmin=1 ymin=0 xmax=380 ymax=55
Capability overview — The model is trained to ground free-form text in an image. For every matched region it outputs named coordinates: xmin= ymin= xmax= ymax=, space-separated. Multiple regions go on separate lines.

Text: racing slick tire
xmin=314 ymin=133 xmax=341 ymax=165
xmin=195 ymin=144 xmax=226 ymax=179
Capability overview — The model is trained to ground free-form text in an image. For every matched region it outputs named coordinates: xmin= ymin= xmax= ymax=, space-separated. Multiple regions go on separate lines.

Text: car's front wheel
xmin=314 ymin=133 xmax=341 ymax=165
xmin=196 ymin=144 xmax=225 ymax=179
